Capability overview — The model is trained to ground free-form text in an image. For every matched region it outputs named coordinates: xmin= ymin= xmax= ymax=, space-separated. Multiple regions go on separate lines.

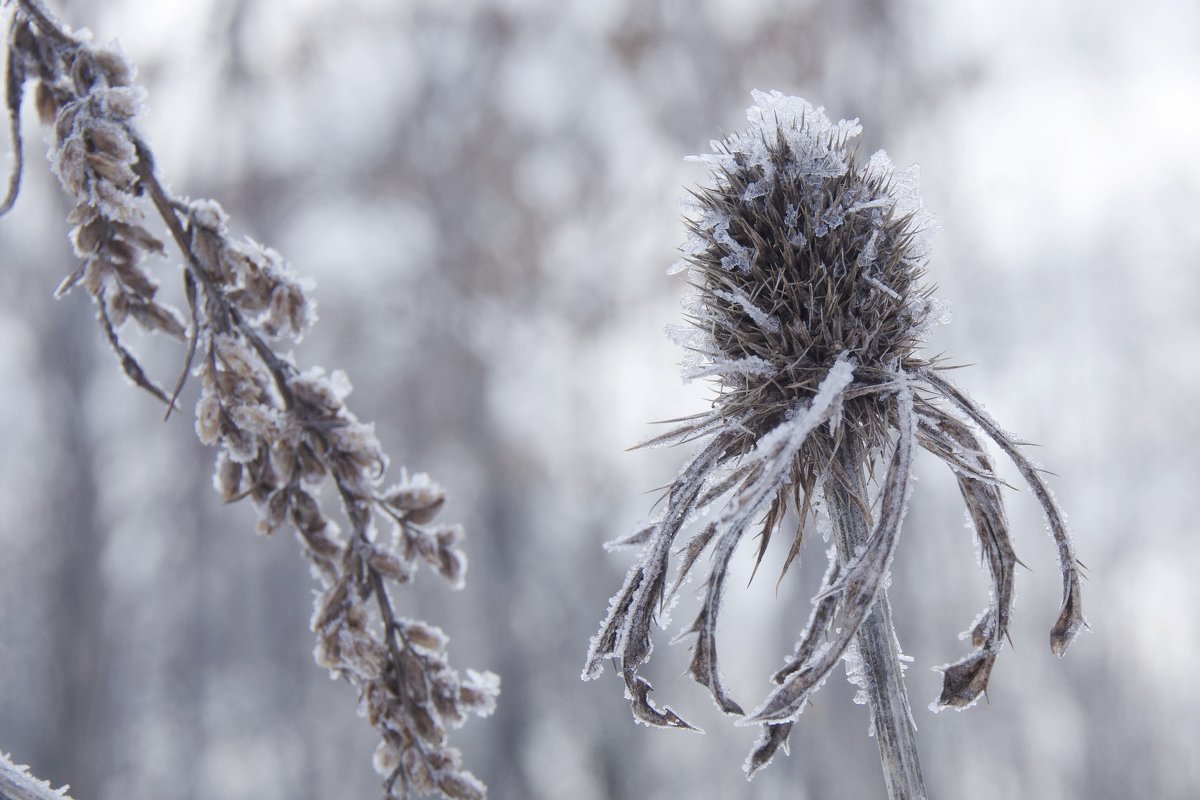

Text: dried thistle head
xmin=585 ymin=91 xmax=1086 ymax=776
xmin=674 ymin=91 xmax=938 ymax=459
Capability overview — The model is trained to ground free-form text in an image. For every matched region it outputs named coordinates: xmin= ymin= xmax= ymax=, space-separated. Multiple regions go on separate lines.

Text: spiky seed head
xmin=676 ymin=90 xmax=941 ymax=451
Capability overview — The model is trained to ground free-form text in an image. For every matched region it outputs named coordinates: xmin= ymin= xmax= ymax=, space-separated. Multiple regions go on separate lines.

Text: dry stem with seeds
xmin=584 ymin=91 xmax=1086 ymax=799
xmin=1 ymin=2 xmax=498 ymax=798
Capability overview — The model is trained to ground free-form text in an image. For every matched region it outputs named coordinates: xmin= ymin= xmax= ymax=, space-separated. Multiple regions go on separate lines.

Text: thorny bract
xmin=584 ymin=90 xmax=1086 ymax=777
xmin=1 ymin=2 xmax=497 ymax=798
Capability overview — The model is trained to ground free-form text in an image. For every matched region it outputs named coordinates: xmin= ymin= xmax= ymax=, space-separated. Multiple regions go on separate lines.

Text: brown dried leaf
xmin=745 ymin=722 xmax=792 ymax=779
xmin=936 ymin=651 xmax=995 ymax=709
xmin=1051 ymin=577 xmax=1086 ymax=656
xmin=682 ymin=526 xmax=747 ymax=716
xmin=582 ymin=566 xmax=643 ymax=678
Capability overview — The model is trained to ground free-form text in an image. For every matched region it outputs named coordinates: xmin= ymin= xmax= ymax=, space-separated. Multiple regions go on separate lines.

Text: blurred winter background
xmin=0 ymin=0 xmax=1197 ymax=798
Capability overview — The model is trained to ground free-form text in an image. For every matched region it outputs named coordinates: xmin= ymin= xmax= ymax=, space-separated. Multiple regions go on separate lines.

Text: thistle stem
xmin=828 ymin=434 xmax=927 ymax=800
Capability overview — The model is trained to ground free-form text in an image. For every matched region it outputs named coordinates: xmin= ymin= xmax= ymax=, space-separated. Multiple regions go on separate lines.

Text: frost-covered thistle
xmin=584 ymin=91 xmax=1086 ymax=796
xmin=2 ymin=2 xmax=497 ymax=798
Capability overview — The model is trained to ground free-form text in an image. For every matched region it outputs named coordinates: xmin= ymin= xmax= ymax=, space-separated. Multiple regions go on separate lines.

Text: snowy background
xmin=1 ymin=0 xmax=1198 ymax=798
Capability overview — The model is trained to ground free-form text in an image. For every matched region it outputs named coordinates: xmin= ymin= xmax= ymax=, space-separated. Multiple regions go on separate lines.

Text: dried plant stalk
xmin=827 ymin=433 xmax=925 ymax=799
xmin=0 ymin=2 xmax=497 ymax=798
xmin=584 ymin=91 xmax=1086 ymax=795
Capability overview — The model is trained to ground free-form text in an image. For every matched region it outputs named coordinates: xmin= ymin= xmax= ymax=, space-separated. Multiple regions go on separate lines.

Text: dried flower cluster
xmin=584 ymin=91 xmax=1085 ymax=789
xmin=2 ymin=2 xmax=497 ymax=798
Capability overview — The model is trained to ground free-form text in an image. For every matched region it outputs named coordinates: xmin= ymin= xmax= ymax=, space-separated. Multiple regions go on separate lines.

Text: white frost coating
xmin=962 ymin=507 xmax=984 ymax=567
xmin=843 ymin=639 xmax=871 ymax=707
xmin=682 ymin=356 xmax=775 ymax=383
xmin=784 ymin=202 xmax=799 ymax=229
xmin=0 ymin=752 xmax=76 ymax=800
xmin=849 ymin=198 xmax=893 ymax=213
xmin=683 ymin=209 xmax=753 ymax=273
xmin=826 ymin=383 xmax=848 ymax=434
xmin=583 ymin=563 xmax=646 ymax=680
xmin=656 ymin=581 xmax=682 ymax=630
xmin=891 ymin=625 xmax=919 ymax=735
xmin=814 ymin=206 xmax=846 ymax=237
xmin=927 ymin=663 xmax=988 ymax=714
xmin=860 ymin=150 xmax=937 ymax=258
xmin=958 ymin=605 xmax=993 ymax=642
xmin=857 ymin=230 xmax=881 ymax=269
xmin=907 ymin=294 xmax=953 ymax=340
xmin=815 ymin=506 xmax=834 ymax=544
xmin=693 ymin=90 xmax=861 ymax=186
xmin=603 ymin=516 xmax=661 ymax=551
xmin=742 ymin=729 xmax=791 ymax=777
xmin=729 ymin=90 xmax=864 ymax=183
xmin=737 ymin=355 xmax=854 ymax=518
xmin=928 ymin=296 xmax=953 ymax=326
xmin=866 ymin=275 xmax=902 ymax=301
xmin=665 ymin=322 xmax=704 ymax=352
xmin=710 ymin=288 xmax=781 ymax=335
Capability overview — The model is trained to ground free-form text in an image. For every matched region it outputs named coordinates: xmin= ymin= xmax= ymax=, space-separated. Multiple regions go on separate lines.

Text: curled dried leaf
xmin=1051 ymin=580 xmax=1086 ymax=656
xmin=936 ymin=651 xmax=995 ymax=709
xmin=745 ymin=722 xmax=792 ymax=779
xmin=628 ymin=677 xmax=698 ymax=731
